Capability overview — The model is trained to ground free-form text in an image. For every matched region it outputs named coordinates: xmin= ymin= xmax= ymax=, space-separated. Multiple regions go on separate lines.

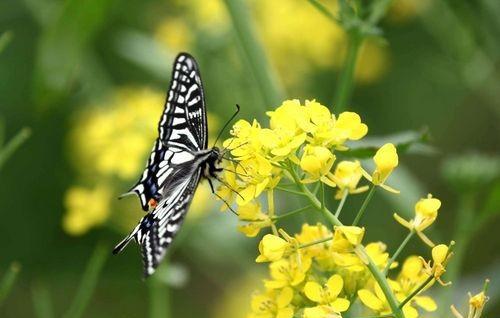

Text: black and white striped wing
xmin=114 ymin=168 xmax=202 ymax=277
xmin=125 ymin=53 xmax=208 ymax=211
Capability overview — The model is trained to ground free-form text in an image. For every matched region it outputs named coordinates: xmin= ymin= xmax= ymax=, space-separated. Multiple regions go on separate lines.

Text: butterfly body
xmin=113 ymin=53 xmax=222 ymax=277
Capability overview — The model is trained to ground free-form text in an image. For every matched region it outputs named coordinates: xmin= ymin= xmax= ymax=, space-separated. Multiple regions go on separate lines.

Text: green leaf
xmin=0 ymin=262 xmax=21 ymax=307
xmin=34 ymin=0 xmax=114 ymax=107
xmin=341 ymin=128 xmax=434 ymax=159
xmin=0 ymin=31 xmax=13 ymax=55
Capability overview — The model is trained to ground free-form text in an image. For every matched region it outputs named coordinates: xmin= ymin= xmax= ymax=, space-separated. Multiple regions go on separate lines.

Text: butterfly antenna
xmin=212 ymin=104 xmax=240 ymax=148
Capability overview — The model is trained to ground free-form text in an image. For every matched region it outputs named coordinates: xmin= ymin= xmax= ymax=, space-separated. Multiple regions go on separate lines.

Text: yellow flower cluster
xmin=247 ymin=224 xmax=442 ymax=318
xmin=217 ymin=101 xmax=462 ymax=318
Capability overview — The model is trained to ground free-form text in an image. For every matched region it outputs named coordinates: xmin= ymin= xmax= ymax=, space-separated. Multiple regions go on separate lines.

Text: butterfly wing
xmin=114 ymin=164 xmax=202 ymax=277
xmin=125 ymin=53 xmax=208 ymax=211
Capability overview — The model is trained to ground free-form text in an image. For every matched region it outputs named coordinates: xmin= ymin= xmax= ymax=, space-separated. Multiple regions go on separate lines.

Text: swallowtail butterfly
xmin=113 ymin=53 xmax=227 ymax=277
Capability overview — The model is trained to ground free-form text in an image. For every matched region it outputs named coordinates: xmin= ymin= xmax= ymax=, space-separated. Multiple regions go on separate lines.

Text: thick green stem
xmin=148 ymin=265 xmax=170 ymax=318
xmin=0 ymin=262 xmax=21 ymax=306
xmin=63 ymin=242 xmax=108 ymax=318
xmin=32 ymin=283 xmax=54 ymax=318
xmin=288 ymin=166 xmax=404 ymax=318
xmin=384 ymin=230 xmax=415 ymax=275
xmin=333 ymin=32 xmax=363 ymax=112
xmin=353 ymin=185 xmax=376 ymax=226
xmin=223 ymin=0 xmax=284 ymax=109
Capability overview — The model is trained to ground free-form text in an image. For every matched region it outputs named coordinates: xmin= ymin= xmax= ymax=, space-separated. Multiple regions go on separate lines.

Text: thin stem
xmin=223 ymin=0 xmax=284 ymax=109
xmin=299 ymin=236 xmax=333 ymax=249
xmin=352 ymin=185 xmax=376 ymax=226
xmin=63 ymin=242 xmax=108 ymax=318
xmin=0 ymin=127 xmax=31 ymax=171
xmin=384 ymin=230 xmax=415 ymax=275
xmin=287 ymin=164 xmax=404 ymax=318
xmin=334 ymin=189 xmax=349 ymax=218
xmin=0 ymin=262 xmax=21 ymax=306
xmin=32 ymin=283 xmax=54 ymax=318
xmin=148 ymin=264 xmax=170 ymax=318
xmin=333 ymin=31 xmax=363 ymax=112
xmin=273 ymin=205 xmax=312 ymax=221
xmin=275 ymin=186 xmax=306 ymax=196
xmin=305 ymin=0 xmax=338 ymax=23
xmin=398 ymin=274 xmax=434 ymax=309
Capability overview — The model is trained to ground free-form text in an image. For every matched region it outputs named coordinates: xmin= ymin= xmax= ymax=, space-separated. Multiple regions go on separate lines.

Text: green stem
xmin=32 ymin=283 xmax=54 ymax=318
xmin=0 ymin=262 xmax=21 ymax=306
xmin=0 ymin=127 xmax=31 ymax=171
xmin=275 ymin=186 xmax=306 ymax=196
xmin=352 ymin=185 xmax=376 ymax=226
xmin=398 ymin=275 xmax=434 ymax=309
xmin=273 ymin=205 xmax=312 ymax=220
xmin=63 ymin=242 xmax=108 ymax=318
xmin=333 ymin=31 xmax=363 ymax=112
xmin=223 ymin=0 xmax=284 ymax=109
xmin=287 ymin=165 xmax=404 ymax=318
xmin=334 ymin=189 xmax=349 ymax=218
xmin=384 ymin=230 xmax=415 ymax=275
xmin=299 ymin=236 xmax=333 ymax=249
xmin=305 ymin=0 xmax=338 ymax=23
xmin=148 ymin=264 xmax=170 ymax=318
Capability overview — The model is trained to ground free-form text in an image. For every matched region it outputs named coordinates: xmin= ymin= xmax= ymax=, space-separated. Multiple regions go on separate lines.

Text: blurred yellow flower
xmin=303 ymin=305 xmax=342 ymax=318
xmin=155 ymin=18 xmax=193 ymax=52
xmin=63 ymin=185 xmax=111 ymax=235
xmin=304 ymin=274 xmax=350 ymax=313
xmin=388 ymin=0 xmax=431 ymax=24
xmin=248 ymin=287 xmax=294 ymax=318
xmin=295 ymin=223 xmax=332 ymax=258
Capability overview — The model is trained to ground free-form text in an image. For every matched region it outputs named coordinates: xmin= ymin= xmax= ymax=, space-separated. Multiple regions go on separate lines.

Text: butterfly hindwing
xmin=125 ymin=53 xmax=207 ymax=211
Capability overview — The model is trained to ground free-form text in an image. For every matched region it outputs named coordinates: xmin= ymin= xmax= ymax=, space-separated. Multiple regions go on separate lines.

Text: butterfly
xmin=113 ymin=53 xmax=235 ymax=277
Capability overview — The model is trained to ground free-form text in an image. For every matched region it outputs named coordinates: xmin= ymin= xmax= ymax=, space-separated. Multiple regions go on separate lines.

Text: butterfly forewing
xmin=126 ymin=53 xmax=208 ymax=211
xmin=114 ymin=53 xmax=210 ymax=277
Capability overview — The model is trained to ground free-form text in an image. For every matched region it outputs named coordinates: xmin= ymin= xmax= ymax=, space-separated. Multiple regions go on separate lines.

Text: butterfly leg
xmin=207 ymin=177 xmax=239 ymax=216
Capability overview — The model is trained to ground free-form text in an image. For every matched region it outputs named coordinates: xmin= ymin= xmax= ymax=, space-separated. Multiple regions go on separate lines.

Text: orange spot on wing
xmin=149 ymin=198 xmax=158 ymax=209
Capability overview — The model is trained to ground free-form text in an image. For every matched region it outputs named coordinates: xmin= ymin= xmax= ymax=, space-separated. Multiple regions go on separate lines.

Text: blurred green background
xmin=0 ymin=0 xmax=499 ymax=317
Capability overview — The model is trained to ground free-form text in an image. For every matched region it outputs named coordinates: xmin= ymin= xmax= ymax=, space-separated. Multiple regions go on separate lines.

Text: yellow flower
xmin=362 ymin=143 xmax=399 ymax=193
xmin=394 ymin=194 xmax=441 ymax=246
xmin=155 ymin=18 xmax=193 ymax=52
xmin=331 ymin=112 xmax=368 ymax=145
xmin=224 ymin=119 xmax=264 ymax=160
xmin=249 ymin=287 xmax=294 ymax=318
xmin=330 ymin=160 xmax=369 ymax=198
xmin=304 ymin=274 xmax=350 ymax=312
xmin=295 ymin=223 xmax=332 ymax=258
xmin=451 ymin=279 xmax=489 ymax=318
xmin=264 ymin=257 xmax=312 ymax=289
xmin=63 ymin=185 xmax=111 ymax=235
xmin=303 ymin=306 xmax=342 ymax=318
xmin=237 ymin=201 xmax=272 ymax=237
xmin=336 ymin=226 xmax=365 ymax=246
xmin=358 ymin=281 xmax=419 ymax=318
xmin=235 ymin=154 xmax=276 ymax=205
xmin=300 ymin=145 xmax=336 ymax=186
xmin=256 ymin=234 xmax=290 ymax=263
xmin=420 ymin=243 xmax=453 ymax=286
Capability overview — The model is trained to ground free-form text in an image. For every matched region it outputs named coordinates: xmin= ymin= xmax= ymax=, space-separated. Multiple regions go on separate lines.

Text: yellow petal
xmin=277 ymin=287 xmax=294 ymax=308
xmin=330 ymin=298 xmax=350 ymax=312
xmin=402 ymin=304 xmax=418 ymax=318
xmin=304 ymin=281 xmax=323 ymax=303
xmin=326 ymin=274 xmax=344 ymax=297
xmin=337 ymin=226 xmax=365 ymax=245
xmin=358 ymin=289 xmax=384 ymax=311
xmin=432 ymin=244 xmax=449 ymax=264
xmin=414 ymin=296 xmax=437 ymax=311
